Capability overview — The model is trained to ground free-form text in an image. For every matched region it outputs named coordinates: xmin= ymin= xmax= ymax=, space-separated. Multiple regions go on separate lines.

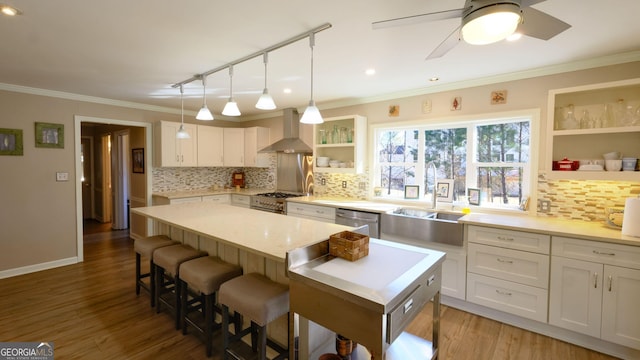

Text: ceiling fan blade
xmin=372 ymin=8 xmax=465 ymax=30
xmin=426 ymin=25 xmax=462 ymax=60
xmin=518 ymin=7 xmax=571 ymax=40
xmin=520 ymin=0 xmax=547 ymax=7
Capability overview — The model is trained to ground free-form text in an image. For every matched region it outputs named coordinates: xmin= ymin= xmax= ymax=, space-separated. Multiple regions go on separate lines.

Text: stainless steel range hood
xmin=259 ymin=108 xmax=312 ymax=154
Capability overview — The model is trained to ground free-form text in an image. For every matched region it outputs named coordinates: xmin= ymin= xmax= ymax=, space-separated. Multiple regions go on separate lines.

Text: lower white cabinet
xmin=152 ymin=195 xmax=201 ymax=205
xmin=286 ymin=203 xmax=335 ymax=223
xmin=230 ymin=194 xmax=251 ymax=208
xmin=549 ymin=237 xmax=640 ymax=350
xmin=466 ymin=226 xmax=550 ymax=322
xmin=201 ymin=194 xmax=230 ymax=204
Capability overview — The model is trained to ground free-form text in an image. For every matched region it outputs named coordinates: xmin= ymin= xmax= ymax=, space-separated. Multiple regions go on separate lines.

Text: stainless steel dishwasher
xmin=335 ymin=208 xmax=380 ymax=238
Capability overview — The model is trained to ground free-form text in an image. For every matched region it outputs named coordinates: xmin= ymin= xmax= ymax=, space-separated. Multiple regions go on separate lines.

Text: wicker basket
xmin=329 ymin=231 xmax=369 ymax=261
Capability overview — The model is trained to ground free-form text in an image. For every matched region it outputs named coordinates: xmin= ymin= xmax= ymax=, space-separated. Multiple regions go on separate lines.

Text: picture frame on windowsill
xmin=404 ymin=185 xmax=419 ymax=199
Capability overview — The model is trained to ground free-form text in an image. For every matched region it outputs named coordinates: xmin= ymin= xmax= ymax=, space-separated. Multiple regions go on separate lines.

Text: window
xmin=372 ymin=112 xmax=535 ymax=210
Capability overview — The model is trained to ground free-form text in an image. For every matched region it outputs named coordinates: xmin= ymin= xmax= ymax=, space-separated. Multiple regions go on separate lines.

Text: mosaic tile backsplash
xmin=537 ymin=173 xmax=640 ymax=222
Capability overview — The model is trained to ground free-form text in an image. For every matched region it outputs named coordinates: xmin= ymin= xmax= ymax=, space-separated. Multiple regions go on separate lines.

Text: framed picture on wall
xmin=35 ymin=122 xmax=64 ymax=149
xmin=0 ymin=128 xmax=24 ymax=156
xmin=132 ymin=148 xmax=144 ymax=173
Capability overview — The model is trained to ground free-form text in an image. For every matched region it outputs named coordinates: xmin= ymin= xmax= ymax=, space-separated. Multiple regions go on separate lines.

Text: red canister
xmin=558 ymin=158 xmax=574 ymax=171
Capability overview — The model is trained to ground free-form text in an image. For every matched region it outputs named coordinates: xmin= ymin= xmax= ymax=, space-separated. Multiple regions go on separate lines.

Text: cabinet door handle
xmin=497 ymin=236 xmax=514 ymax=241
xmin=593 ymin=250 xmax=615 ymax=256
xmin=594 ymin=273 xmax=598 ymax=289
xmin=495 ymin=289 xmax=512 ymax=296
xmin=497 ymin=258 xmax=513 ymax=264
xmin=608 ymin=275 xmax=613 ymax=292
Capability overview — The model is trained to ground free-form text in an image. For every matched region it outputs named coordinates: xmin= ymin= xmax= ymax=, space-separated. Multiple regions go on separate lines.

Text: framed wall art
xmin=436 ymin=179 xmax=454 ymax=202
xmin=468 ymin=188 xmax=481 ymax=206
xmin=491 ymin=90 xmax=507 ymax=105
xmin=404 ymin=185 xmax=419 ymax=199
xmin=0 ymin=128 xmax=24 ymax=156
xmin=132 ymin=148 xmax=144 ymax=174
xmin=35 ymin=122 xmax=64 ymax=149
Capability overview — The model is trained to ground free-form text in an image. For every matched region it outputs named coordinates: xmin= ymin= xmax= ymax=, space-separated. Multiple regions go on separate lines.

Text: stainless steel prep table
xmin=287 ymin=238 xmax=446 ymax=360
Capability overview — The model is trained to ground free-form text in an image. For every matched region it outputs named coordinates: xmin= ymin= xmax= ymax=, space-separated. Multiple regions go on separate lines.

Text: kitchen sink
xmin=381 ymin=208 xmax=465 ymax=246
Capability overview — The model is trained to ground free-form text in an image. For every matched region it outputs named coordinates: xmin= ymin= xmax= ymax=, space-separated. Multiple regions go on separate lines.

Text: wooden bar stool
xmin=219 ymin=273 xmax=289 ymax=360
xmin=134 ymin=235 xmax=178 ymax=307
xmin=153 ymin=244 xmax=207 ymax=330
xmin=179 ymin=256 xmax=243 ymax=357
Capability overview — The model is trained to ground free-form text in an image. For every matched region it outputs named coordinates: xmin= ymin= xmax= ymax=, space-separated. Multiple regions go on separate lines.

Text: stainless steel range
xmin=250 ymin=192 xmax=303 ymax=214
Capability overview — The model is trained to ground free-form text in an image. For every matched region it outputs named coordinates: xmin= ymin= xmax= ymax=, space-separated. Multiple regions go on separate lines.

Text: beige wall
xmin=1 ymin=61 xmax=639 ymax=276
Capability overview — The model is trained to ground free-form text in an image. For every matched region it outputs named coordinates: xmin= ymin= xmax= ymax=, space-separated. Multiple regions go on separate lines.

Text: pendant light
xmin=196 ymin=75 xmax=214 ymax=120
xmin=222 ymin=65 xmax=241 ymax=116
xmin=300 ymin=33 xmax=323 ymax=124
xmin=176 ymin=85 xmax=190 ymax=139
xmin=255 ymin=52 xmax=276 ymax=110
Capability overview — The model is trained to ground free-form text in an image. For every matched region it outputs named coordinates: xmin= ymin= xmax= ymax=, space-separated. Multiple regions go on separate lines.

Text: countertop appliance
xmin=335 ymin=208 xmax=380 ymax=238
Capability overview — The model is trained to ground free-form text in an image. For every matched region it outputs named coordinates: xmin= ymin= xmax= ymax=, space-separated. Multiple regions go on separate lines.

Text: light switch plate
xmin=56 ymin=172 xmax=69 ymax=181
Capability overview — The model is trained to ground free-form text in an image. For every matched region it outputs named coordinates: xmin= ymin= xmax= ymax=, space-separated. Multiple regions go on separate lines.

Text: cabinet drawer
xmin=230 ymin=194 xmax=251 ymax=207
xmin=468 ymin=225 xmax=550 ymax=254
xmin=552 ymin=236 xmax=640 ymax=270
xmin=286 ymin=203 xmax=336 ymax=220
xmin=201 ymin=194 xmax=230 ymax=204
xmin=468 ymin=243 xmax=549 ymax=289
xmin=169 ymin=196 xmax=202 ymax=204
xmin=466 ymin=273 xmax=548 ymax=323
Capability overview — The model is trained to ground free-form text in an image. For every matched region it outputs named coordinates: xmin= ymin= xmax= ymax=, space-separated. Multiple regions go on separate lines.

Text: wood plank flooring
xmin=0 ymin=228 xmax=621 ymax=359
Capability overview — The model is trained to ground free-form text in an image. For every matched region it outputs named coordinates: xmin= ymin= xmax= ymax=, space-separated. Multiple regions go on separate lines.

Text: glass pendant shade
xmin=300 ymin=100 xmax=323 ymax=124
xmin=222 ymin=99 xmax=241 ymax=116
xmin=196 ymin=75 xmax=214 ymax=120
xmin=176 ymin=85 xmax=191 ymax=139
xmin=256 ymin=89 xmax=276 ymax=110
xmin=461 ymin=4 xmax=521 ymax=45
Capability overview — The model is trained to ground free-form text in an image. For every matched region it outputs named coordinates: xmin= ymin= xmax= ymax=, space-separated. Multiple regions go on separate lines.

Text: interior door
xmin=111 ymin=130 xmax=130 ymax=230
xmin=81 ymin=137 xmax=93 ymax=219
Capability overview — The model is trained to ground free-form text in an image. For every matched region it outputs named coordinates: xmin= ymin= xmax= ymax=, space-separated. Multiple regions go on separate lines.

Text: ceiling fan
xmin=372 ymin=0 xmax=571 ymax=60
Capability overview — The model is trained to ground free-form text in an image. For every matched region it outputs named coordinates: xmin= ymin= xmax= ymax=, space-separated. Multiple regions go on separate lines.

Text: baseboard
xmin=441 ymin=296 xmax=640 ymax=360
xmin=0 ymin=257 xmax=78 ymax=279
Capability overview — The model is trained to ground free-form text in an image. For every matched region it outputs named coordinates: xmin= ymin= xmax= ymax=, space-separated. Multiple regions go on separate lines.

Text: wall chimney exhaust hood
xmin=259 ymin=108 xmax=313 ymax=154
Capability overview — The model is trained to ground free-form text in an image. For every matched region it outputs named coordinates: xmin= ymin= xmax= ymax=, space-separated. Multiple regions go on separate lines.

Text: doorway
xmin=74 ymin=116 xmax=153 ymax=262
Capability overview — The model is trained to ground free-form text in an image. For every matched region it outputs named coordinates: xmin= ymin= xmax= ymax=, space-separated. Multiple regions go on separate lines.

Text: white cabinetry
xmin=244 ymin=126 xmax=270 ymax=167
xmin=154 ymin=121 xmax=198 ymax=167
xmin=313 ymin=115 xmax=367 ymax=174
xmin=223 ymin=128 xmax=245 ymax=166
xmin=230 ymin=194 xmax=251 ymax=208
xmin=201 ymin=194 xmax=230 ymax=204
xmin=152 ymin=195 xmax=202 ymax=205
xmin=466 ymin=225 xmax=550 ymax=322
xmin=286 ymin=202 xmax=335 ymax=223
xmin=547 ymin=78 xmax=640 ymax=181
xmin=549 ymin=236 xmax=640 ymax=349
xmin=197 ymin=125 xmax=224 ymax=167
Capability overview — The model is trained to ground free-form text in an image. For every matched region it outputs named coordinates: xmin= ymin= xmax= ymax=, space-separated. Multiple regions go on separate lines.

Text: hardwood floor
xmin=0 ymin=230 xmax=620 ymax=359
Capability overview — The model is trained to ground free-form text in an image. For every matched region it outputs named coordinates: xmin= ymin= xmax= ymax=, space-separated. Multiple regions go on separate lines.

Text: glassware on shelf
xmin=562 ymin=104 xmax=579 ymax=130
xmin=600 ymin=103 xmax=614 ymax=128
xmin=347 ymin=128 xmax=354 ymax=143
xmin=339 ymin=127 xmax=348 ymax=143
xmin=319 ymin=129 xmax=327 ymax=144
xmin=331 ymin=125 xmax=339 ymax=144
xmin=580 ymin=109 xmax=594 ymax=129
xmin=621 ymin=105 xmax=638 ymax=126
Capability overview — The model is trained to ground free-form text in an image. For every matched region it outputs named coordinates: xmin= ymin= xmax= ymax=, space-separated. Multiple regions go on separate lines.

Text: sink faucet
xmin=427 ymin=162 xmax=437 ymax=210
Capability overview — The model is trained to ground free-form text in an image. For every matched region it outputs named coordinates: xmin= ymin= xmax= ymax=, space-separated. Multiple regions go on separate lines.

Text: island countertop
xmin=131 ymin=202 xmax=356 ymax=262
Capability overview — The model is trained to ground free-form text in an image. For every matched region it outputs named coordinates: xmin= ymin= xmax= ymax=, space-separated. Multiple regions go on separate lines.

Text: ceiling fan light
xmin=196 ymin=105 xmax=214 ymax=120
xmin=300 ymin=100 xmax=323 ymax=124
xmin=462 ymin=4 xmax=521 ymax=45
xmin=255 ymin=89 xmax=276 ymax=110
xmin=222 ymin=99 xmax=241 ymax=116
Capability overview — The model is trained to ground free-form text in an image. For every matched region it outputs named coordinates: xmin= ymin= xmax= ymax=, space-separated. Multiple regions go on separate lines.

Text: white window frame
xmin=369 ymin=109 xmax=540 ymax=215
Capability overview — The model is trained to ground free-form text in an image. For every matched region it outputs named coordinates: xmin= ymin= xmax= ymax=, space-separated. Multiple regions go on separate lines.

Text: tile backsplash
xmin=537 ymin=173 xmax=640 ymax=222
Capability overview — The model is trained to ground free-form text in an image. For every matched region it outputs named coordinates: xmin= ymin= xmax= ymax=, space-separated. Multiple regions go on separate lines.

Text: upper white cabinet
xmin=546 ymin=78 xmax=640 ymax=180
xmin=197 ymin=125 xmax=224 ymax=167
xmin=313 ymin=115 xmax=367 ymax=173
xmin=223 ymin=128 xmax=245 ymax=167
xmin=154 ymin=121 xmax=198 ymax=167
xmin=244 ymin=126 xmax=270 ymax=167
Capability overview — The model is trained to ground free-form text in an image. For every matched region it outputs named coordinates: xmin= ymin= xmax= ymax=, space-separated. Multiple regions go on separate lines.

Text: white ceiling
xmin=1 ymin=0 xmax=640 ymax=120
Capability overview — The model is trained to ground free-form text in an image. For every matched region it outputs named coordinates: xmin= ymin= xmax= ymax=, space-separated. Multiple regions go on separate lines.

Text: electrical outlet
xmin=358 ymin=182 xmax=366 ymax=190
xmin=342 ymin=181 xmax=347 ymax=188
xmin=538 ymin=200 xmax=551 ymax=213
xmin=321 ymin=178 xmax=326 ymax=185
xmin=56 ymin=172 xmax=69 ymax=182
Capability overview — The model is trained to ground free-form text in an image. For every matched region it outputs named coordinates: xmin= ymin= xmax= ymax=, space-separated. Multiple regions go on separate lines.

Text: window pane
xmin=380 ymin=165 xmax=416 ymax=196
xmin=476 ymin=167 xmax=524 ymax=205
xmin=378 ymin=130 xmax=419 ymax=163
xmin=424 ymin=128 xmax=467 ymax=201
xmin=476 ymin=121 xmax=530 ymax=163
